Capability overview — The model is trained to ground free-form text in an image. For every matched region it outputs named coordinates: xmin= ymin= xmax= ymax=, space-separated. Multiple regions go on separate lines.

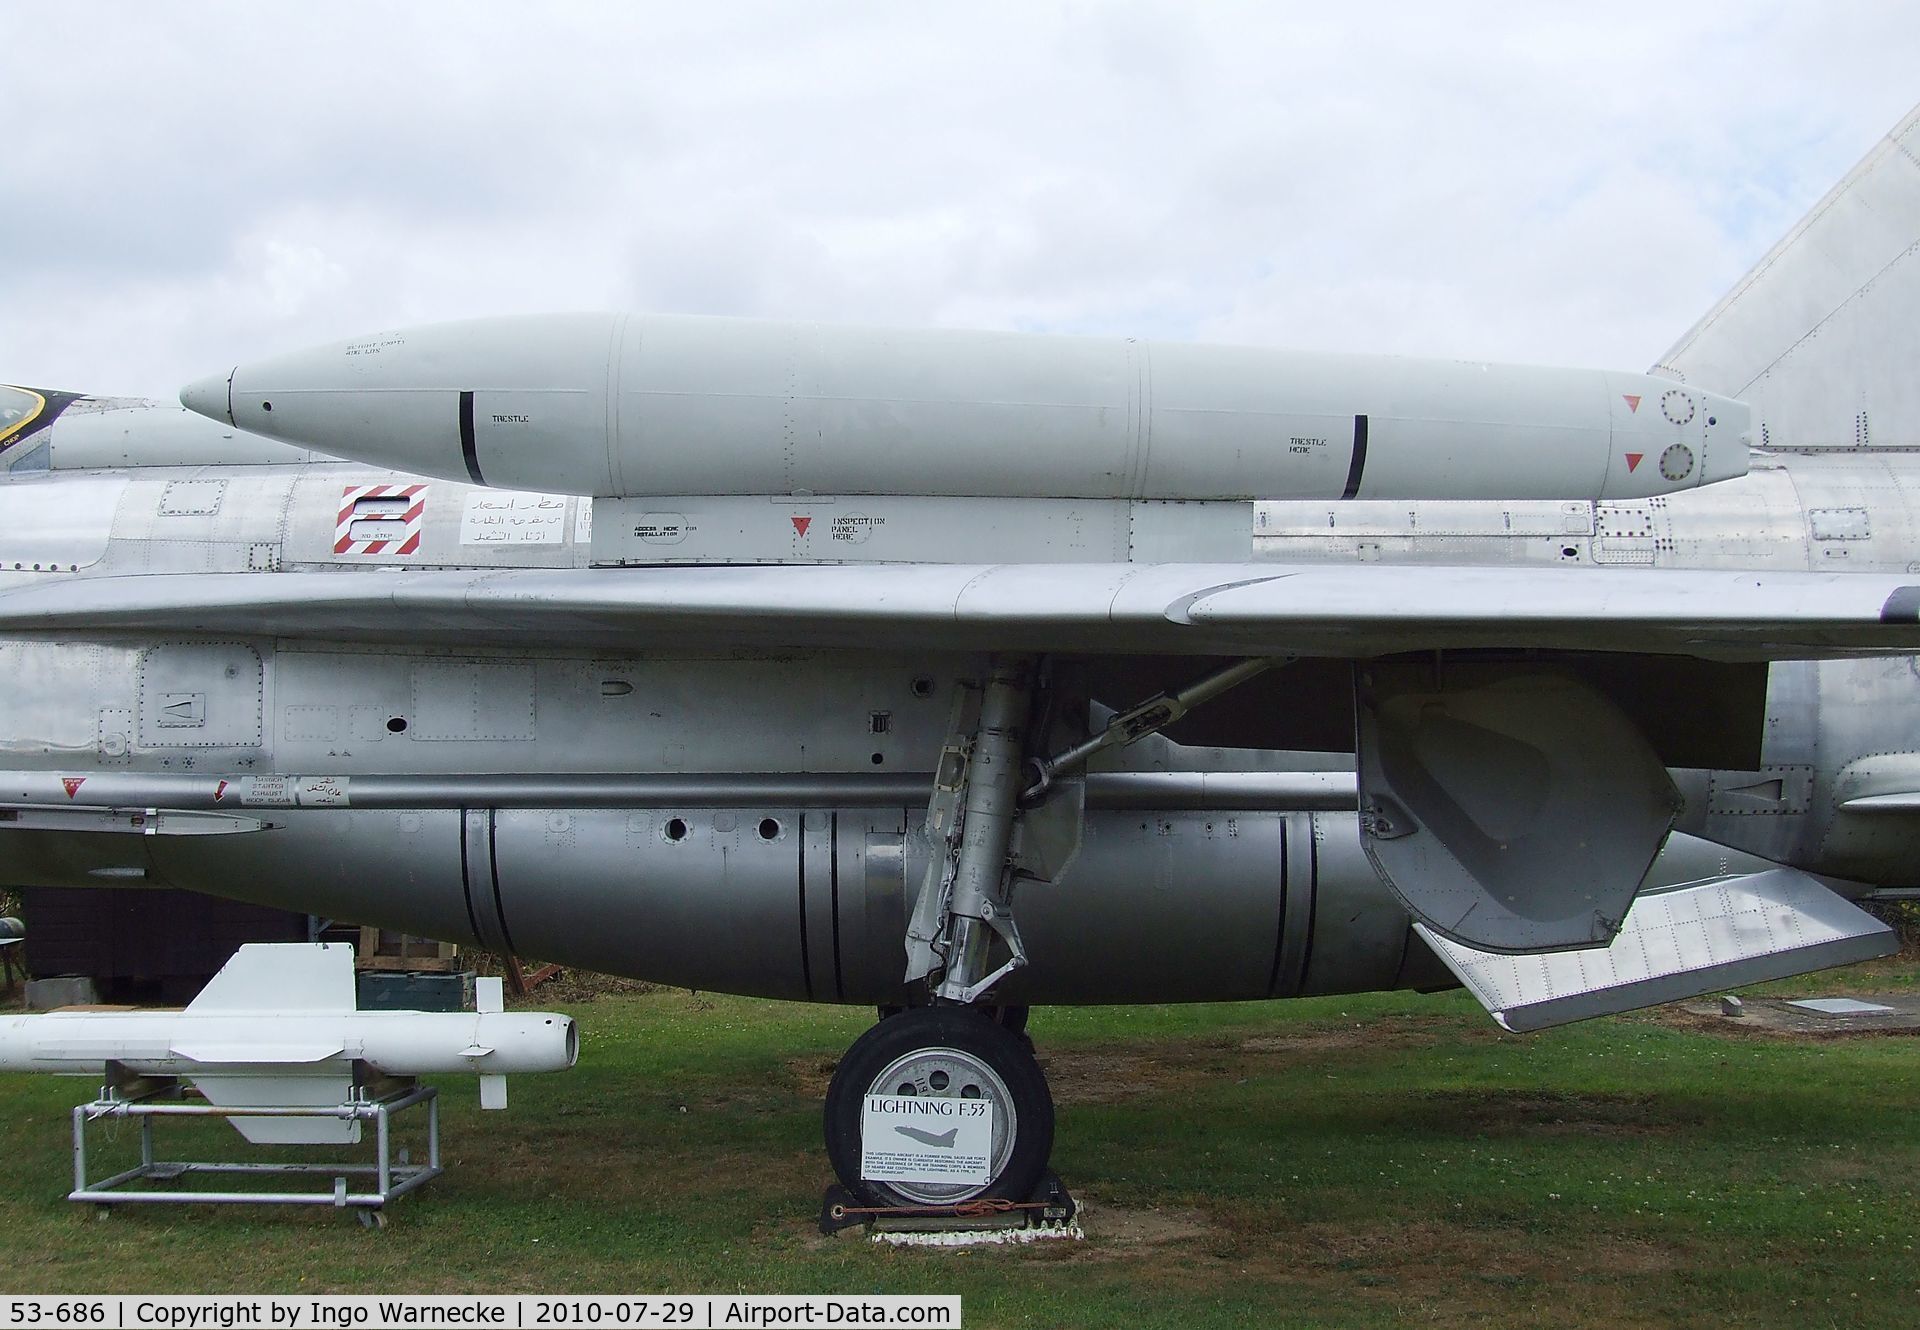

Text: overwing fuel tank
xmin=181 ymin=314 xmax=1748 ymax=503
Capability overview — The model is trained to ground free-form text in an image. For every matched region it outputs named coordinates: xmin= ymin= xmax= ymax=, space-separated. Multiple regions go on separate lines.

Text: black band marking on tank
xmin=1298 ymin=817 xmax=1320 ymax=989
xmin=458 ymin=807 xmax=486 ymax=952
xmin=458 ymin=390 xmax=484 ymax=485
xmin=1879 ymin=586 xmax=1920 ymax=623
xmin=488 ymin=809 xmax=518 ymax=958
xmin=1265 ymin=817 xmax=1290 ymax=999
xmin=797 ymin=818 xmax=815 ymax=1002
xmin=1341 ymin=415 xmax=1369 ymax=500
xmin=829 ymin=810 xmax=846 ymax=1002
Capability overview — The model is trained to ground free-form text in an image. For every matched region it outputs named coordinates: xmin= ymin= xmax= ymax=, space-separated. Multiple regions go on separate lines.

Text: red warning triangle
xmin=791 ymin=516 xmax=812 ymax=536
xmin=1623 ymin=394 xmax=1642 ymax=413
xmin=1625 ymin=453 xmax=1644 ymax=472
xmin=61 ymin=777 xmax=85 ymax=798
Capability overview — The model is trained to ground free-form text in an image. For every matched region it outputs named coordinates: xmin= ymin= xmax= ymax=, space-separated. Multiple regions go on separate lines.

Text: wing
xmin=7 ymin=560 xmax=1911 ymax=966
xmin=3 ymin=563 xmax=1919 ymax=659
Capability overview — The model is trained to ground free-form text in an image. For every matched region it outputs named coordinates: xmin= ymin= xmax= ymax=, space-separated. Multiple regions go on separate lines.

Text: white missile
xmin=0 ymin=943 xmax=577 ymax=1144
xmin=180 ymin=313 xmax=1748 ymax=504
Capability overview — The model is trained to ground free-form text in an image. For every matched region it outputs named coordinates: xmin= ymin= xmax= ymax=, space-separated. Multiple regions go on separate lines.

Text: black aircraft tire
xmin=824 ymin=1006 xmax=1054 ymax=1208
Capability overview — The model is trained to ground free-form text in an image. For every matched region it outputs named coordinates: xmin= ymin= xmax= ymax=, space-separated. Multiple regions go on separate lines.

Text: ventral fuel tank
xmin=182 ymin=314 xmax=1748 ymax=503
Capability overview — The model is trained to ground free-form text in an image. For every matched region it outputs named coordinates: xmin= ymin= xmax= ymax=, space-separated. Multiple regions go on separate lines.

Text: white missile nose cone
xmin=180 ymin=370 xmax=235 ymax=425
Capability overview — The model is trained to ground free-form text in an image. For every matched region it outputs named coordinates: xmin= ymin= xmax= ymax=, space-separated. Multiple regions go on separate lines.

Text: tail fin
xmin=1653 ymin=103 xmax=1920 ymax=449
xmin=187 ymin=941 xmax=356 ymax=1012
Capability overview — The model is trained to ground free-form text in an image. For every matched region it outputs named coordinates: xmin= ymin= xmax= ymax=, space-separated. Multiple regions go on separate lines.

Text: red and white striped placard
xmin=334 ymin=483 xmax=428 ymax=557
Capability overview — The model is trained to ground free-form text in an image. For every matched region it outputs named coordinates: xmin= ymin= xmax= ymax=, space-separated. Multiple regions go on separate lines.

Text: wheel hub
xmin=867 ymin=1043 xmax=1017 ymax=1204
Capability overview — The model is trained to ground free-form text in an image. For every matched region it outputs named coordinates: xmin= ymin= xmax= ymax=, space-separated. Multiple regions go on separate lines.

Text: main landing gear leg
xmin=824 ymin=658 xmax=1055 ymax=1207
xmin=821 ymin=655 xmax=1284 ymax=1209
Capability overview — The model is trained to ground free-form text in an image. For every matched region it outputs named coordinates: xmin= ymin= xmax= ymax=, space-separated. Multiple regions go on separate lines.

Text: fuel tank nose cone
xmin=179 ymin=370 xmax=235 ymax=426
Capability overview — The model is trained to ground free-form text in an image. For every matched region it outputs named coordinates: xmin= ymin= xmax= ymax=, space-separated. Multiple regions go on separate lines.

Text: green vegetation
xmin=1 ymin=959 xmax=1916 ymax=1329
xmin=1870 ymin=899 xmax=1920 ymax=950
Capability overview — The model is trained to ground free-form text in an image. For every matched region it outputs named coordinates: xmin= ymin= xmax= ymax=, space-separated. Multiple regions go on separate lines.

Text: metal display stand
xmin=71 ymin=1077 xmax=441 ymax=1227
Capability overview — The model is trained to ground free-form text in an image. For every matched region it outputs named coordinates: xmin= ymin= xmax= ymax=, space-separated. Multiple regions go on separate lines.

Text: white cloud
xmin=3 ymin=1 xmax=1916 ymax=398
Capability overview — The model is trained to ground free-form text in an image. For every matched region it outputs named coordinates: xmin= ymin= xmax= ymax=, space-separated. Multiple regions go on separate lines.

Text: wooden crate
xmin=356 ymin=927 xmax=462 ymax=973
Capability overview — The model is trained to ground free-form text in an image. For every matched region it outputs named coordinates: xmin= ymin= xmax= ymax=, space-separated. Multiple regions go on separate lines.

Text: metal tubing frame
xmin=69 ymin=1085 xmax=442 ymax=1211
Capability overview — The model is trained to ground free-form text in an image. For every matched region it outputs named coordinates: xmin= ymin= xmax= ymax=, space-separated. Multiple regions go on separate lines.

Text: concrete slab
xmin=24 ymin=976 xmax=100 ymax=1010
xmin=1674 ymin=992 xmax=1920 ymax=1036
xmin=1785 ymin=998 xmax=1898 ymax=1016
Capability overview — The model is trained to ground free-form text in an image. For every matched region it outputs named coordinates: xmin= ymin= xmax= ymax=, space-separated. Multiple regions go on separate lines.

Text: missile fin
xmin=193 ymin=1073 xmax=360 ymax=1144
xmin=475 ymin=977 xmax=504 ymax=1013
xmin=480 ymin=1073 xmax=507 ymax=1110
xmin=171 ymin=1039 xmax=343 ymax=1064
xmin=189 ymin=943 xmax=356 ymax=1013
xmin=459 ymin=1044 xmax=495 ymax=1058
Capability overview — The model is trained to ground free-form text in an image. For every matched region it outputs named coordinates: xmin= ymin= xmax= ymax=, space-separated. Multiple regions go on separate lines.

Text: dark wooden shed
xmin=18 ymin=887 xmax=310 ymax=1004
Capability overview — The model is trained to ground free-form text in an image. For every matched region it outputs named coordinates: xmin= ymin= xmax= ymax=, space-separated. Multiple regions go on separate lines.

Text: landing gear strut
xmin=822 ymin=654 xmax=1280 ymax=1208
xmin=827 ymin=658 xmax=1052 ymax=1206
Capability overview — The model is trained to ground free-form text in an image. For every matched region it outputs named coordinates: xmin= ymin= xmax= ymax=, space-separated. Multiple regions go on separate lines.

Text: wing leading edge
xmin=2 ymin=563 xmax=1919 ymax=659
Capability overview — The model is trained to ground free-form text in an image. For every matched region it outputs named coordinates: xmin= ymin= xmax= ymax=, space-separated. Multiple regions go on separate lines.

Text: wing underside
xmin=3 ymin=562 xmax=1909 ymax=1014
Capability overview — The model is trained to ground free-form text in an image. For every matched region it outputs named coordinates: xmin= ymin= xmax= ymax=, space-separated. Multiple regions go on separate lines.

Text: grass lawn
xmin=1 ymin=957 xmax=1916 ymax=1329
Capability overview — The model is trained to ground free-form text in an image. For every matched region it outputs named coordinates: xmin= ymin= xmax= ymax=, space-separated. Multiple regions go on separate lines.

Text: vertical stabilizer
xmin=1654 ymin=104 xmax=1920 ymax=449
xmin=187 ymin=941 xmax=356 ymax=1013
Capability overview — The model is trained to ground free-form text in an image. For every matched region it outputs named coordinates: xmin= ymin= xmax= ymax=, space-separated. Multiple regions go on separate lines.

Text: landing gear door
xmin=1355 ymin=661 xmax=1681 ymax=954
xmin=1012 ymin=667 xmax=1093 ymax=887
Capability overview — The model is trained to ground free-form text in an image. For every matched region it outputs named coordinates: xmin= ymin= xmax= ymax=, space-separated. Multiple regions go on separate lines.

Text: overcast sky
xmin=5 ymin=2 xmax=1917 ymax=400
